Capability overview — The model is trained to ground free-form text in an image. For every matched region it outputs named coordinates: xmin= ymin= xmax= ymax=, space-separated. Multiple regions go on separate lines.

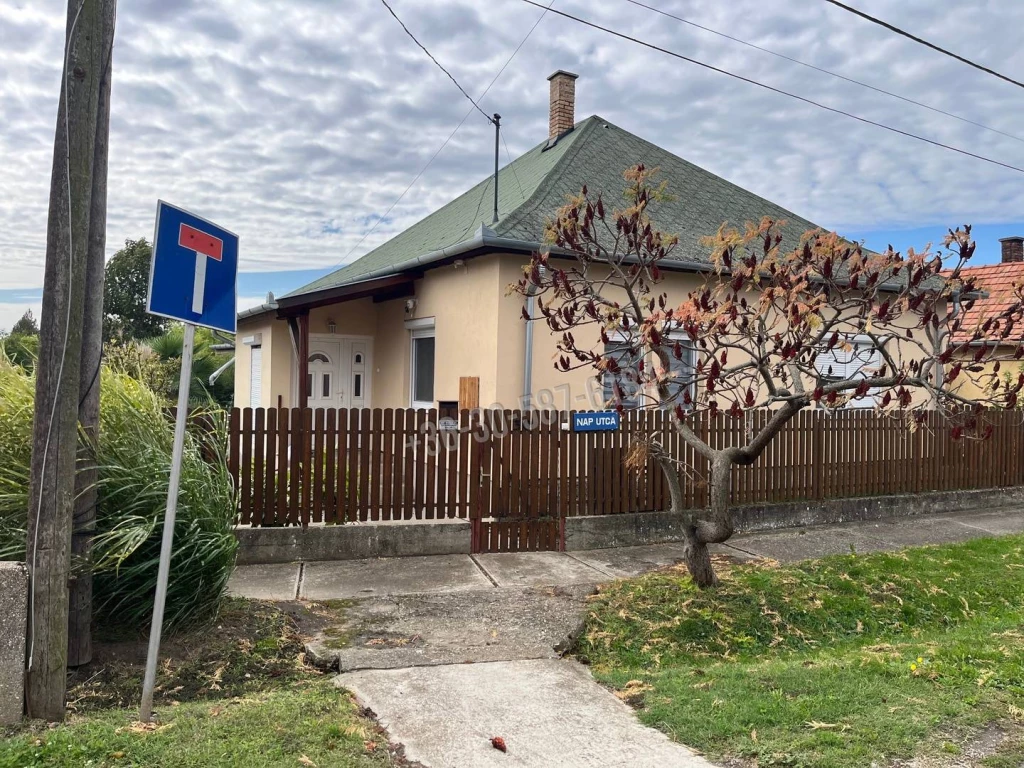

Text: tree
xmin=103 ymin=238 xmax=167 ymax=342
xmin=1 ymin=311 xmax=40 ymax=372
xmin=11 ymin=310 xmax=39 ymax=336
xmin=148 ymin=325 xmax=234 ymax=408
xmin=514 ymin=166 xmax=1024 ymax=588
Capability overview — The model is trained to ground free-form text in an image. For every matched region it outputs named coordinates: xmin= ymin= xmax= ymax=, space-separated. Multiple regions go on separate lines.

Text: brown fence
xmin=228 ymin=407 xmax=1024 ymax=540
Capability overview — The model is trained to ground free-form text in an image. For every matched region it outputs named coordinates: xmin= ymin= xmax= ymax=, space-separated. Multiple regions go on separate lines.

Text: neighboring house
xmin=234 ymin=71 xmax=926 ymax=413
xmin=942 ymin=237 xmax=1024 ymax=399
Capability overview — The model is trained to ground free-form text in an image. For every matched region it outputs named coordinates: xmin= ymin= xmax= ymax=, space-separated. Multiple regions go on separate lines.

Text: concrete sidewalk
xmin=226 ymin=505 xmax=1023 ymax=768
xmin=340 ymin=659 xmax=714 ymax=767
xmin=227 ymin=506 xmax=1024 ymax=601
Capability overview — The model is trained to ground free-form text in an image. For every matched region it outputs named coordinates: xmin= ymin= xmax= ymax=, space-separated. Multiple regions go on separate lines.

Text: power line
xmin=521 ymin=0 xmax=1024 ymax=175
xmin=623 ymin=0 xmax=1024 ymax=145
xmin=501 ymin=132 xmax=526 ymax=199
xmin=378 ymin=0 xmax=493 ymax=123
xmin=821 ymin=0 xmax=1024 ymax=91
xmin=326 ymin=0 xmax=553 ymax=273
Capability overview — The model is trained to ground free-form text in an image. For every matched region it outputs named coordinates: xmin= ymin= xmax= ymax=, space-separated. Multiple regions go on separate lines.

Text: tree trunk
xmin=652 ymin=445 xmax=724 ymax=589
xmin=681 ymin=530 xmax=718 ymax=588
xmin=68 ymin=2 xmax=114 ymax=668
xmin=694 ymin=454 xmax=734 ymax=545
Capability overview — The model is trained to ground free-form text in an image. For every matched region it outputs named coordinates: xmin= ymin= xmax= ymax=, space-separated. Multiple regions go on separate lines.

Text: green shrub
xmin=0 ymin=354 xmax=237 ymax=631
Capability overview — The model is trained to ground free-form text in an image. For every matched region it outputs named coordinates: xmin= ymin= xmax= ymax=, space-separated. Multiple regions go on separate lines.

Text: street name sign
xmin=572 ymin=411 xmax=620 ymax=432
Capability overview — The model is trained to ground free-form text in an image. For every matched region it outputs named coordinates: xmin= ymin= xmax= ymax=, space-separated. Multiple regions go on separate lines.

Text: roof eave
xmin=278 ymin=229 xmax=729 ymax=312
xmin=278 ymin=228 xmax=547 ymax=308
xmin=237 ymin=302 xmax=279 ymax=322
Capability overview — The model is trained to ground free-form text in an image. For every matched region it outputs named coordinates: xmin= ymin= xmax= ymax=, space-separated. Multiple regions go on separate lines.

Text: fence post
xmin=812 ymin=411 xmax=824 ymax=499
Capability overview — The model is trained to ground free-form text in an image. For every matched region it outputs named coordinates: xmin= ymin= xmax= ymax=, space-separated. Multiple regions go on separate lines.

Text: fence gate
xmin=471 ymin=410 xmax=565 ymax=553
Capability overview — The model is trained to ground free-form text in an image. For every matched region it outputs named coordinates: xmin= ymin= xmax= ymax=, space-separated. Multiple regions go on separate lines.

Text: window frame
xmin=814 ymin=333 xmax=883 ymax=409
xmin=409 ymin=327 xmax=436 ymax=409
xmin=660 ymin=335 xmax=697 ymax=409
xmin=601 ymin=338 xmax=643 ymax=409
xmin=601 ymin=332 xmax=698 ymax=410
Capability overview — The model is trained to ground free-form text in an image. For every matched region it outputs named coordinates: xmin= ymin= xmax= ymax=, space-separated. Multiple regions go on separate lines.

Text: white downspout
xmin=208 ymin=356 xmax=235 ymax=385
xmin=523 ymin=286 xmax=537 ymax=410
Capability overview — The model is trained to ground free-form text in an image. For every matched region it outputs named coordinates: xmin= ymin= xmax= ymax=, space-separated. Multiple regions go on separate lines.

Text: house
xmin=942 ymin=237 xmax=1024 ymax=399
xmin=233 ymin=72 xmax=922 ymax=413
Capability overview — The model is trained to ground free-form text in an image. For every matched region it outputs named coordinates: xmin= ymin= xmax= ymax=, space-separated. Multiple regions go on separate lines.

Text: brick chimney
xmin=547 ymin=70 xmax=578 ymax=139
xmin=1000 ymin=236 xmax=1024 ymax=263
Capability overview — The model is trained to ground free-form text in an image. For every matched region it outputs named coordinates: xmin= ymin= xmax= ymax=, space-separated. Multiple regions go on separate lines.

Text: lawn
xmin=578 ymin=533 xmax=1024 ymax=767
xmin=0 ymin=600 xmax=402 ymax=768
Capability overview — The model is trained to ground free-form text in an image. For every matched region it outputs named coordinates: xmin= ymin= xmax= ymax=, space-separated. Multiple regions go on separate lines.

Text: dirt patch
xmin=66 ymin=598 xmax=318 ymax=712
xmin=892 ymin=722 xmax=1024 ymax=767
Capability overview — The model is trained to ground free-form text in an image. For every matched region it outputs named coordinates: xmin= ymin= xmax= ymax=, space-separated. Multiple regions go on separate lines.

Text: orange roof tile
xmin=941 ymin=262 xmax=1024 ymax=344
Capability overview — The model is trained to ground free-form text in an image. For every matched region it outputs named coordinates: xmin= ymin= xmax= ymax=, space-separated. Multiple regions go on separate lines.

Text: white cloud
xmin=2 ymin=0 xmax=1023 ymax=292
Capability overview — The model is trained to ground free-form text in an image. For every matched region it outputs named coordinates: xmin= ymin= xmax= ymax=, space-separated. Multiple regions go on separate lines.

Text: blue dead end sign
xmin=139 ymin=200 xmax=239 ymax=722
xmin=146 ymin=201 xmax=239 ymax=333
xmin=572 ymin=411 xmax=620 ymax=432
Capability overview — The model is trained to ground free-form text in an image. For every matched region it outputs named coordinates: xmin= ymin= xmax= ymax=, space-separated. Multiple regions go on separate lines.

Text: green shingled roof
xmin=285 ymin=115 xmax=823 ymax=299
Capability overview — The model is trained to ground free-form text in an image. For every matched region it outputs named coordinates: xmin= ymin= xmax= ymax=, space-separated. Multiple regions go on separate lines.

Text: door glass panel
xmin=306 ymin=373 xmax=313 ymax=398
xmin=354 ymin=373 xmax=362 ymax=398
xmin=322 ymin=373 xmax=331 ymax=398
xmin=413 ymin=336 xmax=435 ymax=404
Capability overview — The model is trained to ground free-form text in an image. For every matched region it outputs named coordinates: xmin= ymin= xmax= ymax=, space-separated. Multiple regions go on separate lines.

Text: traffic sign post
xmin=140 ymin=202 xmax=238 ymax=722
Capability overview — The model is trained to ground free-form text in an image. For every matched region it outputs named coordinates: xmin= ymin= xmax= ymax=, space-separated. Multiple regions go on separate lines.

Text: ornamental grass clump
xmin=0 ymin=351 xmax=237 ymax=631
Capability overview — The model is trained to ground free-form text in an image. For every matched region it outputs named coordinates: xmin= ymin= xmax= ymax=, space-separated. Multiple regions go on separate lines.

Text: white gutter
xmin=208 ymin=356 xmax=235 ymax=385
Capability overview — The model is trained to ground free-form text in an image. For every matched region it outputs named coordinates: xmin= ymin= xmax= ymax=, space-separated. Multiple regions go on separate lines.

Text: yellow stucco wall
xmin=376 ymin=258 xmax=503 ymax=407
xmin=515 ymin=257 xmax=942 ymax=411
xmin=307 ymin=298 xmax=378 ymax=337
xmin=235 ymin=315 xmax=294 ymax=409
xmin=233 ymin=252 xmax=946 ymax=412
xmin=947 ymin=351 xmax=1024 ymax=401
xmin=522 ymin=259 xmax=708 ymax=410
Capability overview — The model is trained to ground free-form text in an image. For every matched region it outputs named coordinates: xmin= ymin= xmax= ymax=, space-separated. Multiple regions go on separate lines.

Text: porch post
xmin=297 ymin=312 xmax=310 ymax=410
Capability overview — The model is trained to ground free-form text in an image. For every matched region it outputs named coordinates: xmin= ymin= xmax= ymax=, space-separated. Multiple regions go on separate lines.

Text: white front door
xmin=306 ymin=337 xmax=371 ymax=409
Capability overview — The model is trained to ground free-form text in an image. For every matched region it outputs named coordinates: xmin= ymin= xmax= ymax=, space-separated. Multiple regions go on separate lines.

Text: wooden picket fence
xmin=227 ymin=407 xmax=1024 ymax=552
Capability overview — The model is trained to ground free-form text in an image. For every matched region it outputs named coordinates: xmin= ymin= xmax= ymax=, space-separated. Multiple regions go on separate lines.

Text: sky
xmin=2 ymin=0 xmax=1024 ymax=332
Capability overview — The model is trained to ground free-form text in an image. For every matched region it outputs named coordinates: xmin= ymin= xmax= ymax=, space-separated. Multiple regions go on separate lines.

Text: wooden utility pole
xmin=26 ymin=0 xmax=116 ymax=718
xmin=68 ymin=2 xmax=115 ymax=668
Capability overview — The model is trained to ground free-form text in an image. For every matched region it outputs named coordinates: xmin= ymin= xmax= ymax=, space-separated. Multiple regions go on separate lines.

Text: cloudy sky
xmin=2 ymin=0 xmax=1023 ymax=331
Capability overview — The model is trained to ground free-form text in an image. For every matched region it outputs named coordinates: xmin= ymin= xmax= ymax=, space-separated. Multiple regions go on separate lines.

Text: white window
xmin=663 ymin=339 xmax=696 ymax=406
xmin=410 ymin=330 xmax=435 ymax=409
xmin=815 ymin=335 xmax=881 ymax=408
xmin=602 ymin=341 xmax=642 ymax=408
xmin=249 ymin=346 xmax=262 ymax=408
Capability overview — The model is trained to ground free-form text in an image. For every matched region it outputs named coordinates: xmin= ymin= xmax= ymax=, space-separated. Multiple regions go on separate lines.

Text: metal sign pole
xmin=139 ymin=322 xmax=196 ymax=722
